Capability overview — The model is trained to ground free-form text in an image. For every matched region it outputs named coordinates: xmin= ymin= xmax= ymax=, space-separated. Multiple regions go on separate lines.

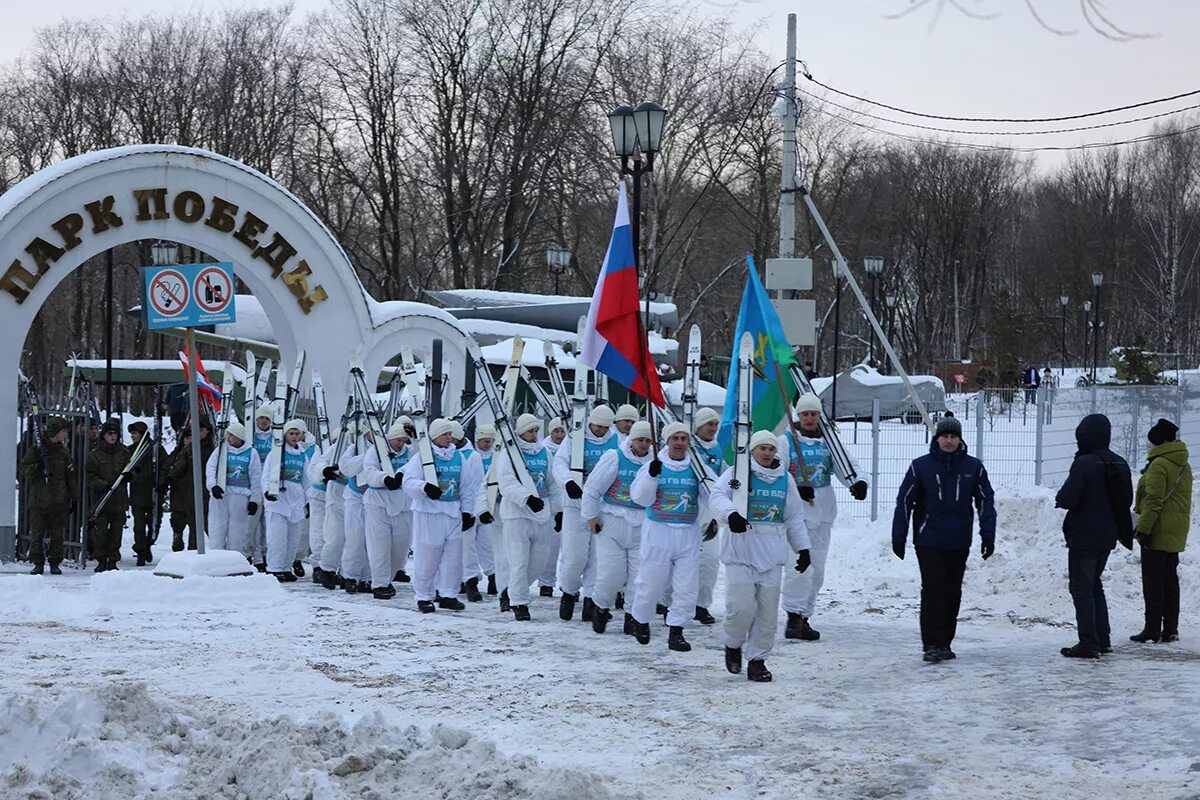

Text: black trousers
xmin=1068 ymin=548 xmax=1110 ymax=651
xmin=93 ymin=512 xmax=126 ymax=565
xmin=1140 ymin=546 xmax=1181 ymax=636
xmin=916 ymin=546 xmax=968 ymax=649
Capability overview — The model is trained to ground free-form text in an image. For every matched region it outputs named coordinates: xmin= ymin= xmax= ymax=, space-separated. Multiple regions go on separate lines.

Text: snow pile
xmin=0 ymin=683 xmax=615 ymax=800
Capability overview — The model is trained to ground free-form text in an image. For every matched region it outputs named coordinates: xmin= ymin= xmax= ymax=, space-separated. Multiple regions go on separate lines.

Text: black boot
xmin=1130 ymin=625 xmax=1162 ymax=643
xmin=923 ymin=647 xmax=943 ymax=663
xmin=273 ymin=571 xmax=296 ymax=583
xmin=581 ymin=596 xmax=595 ymax=623
xmin=615 ymin=591 xmax=624 ymax=610
xmin=559 ymin=592 xmax=578 ymax=621
xmin=725 ymin=646 xmax=742 ymax=674
xmin=418 ymin=600 xmax=436 ymax=613
xmin=786 ymin=613 xmax=819 ymax=640
xmin=592 ymin=607 xmax=611 ymax=634
xmin=500 ymin=588 xmax=511 ymax=613
xmin=656 ymin=603 xmax=668 ymax=618
xmin=513 ymin=604 xmax=531 ymax=621
xmin=172 ymin=536 xmax=184 ymax=552
xmin=1162 ymin=632 xmax=1180 ymax=643
xmin=486 ymin=574 xmax=497 ymax=595
xmin=438 ymin=596 xmax=466 ymax=611
xmin=293 ymin=560 xmax=305 ymax=578
xmin=344 ymin=578 xmax=359 ymax=594
xmin=49 ymin=563 xmax=62 ymax=575
xmin=394 ymin=570 xmax=410 ymax=583
xmin=668 ymin=626 xmax=691 ymax=652
xmin=357 ymin=580 xmax=371 ymax=593
xmin=107 ymin=560 xmax=119 ymax=571
xmin=539 ymin=585 xmax=554 ymax=598
xmin=746 ymin=659 xmax=772 ymax=682
xmin=312 ymin=566 xmax=324 ymax=584
xmin=321 ymin=569 xmax=339 ymax=590
xmin=459 ymin=581 xmax=468 ymax=595
xmin=136 ymin=556 xmax=147 ymax=567
xmin=254 ymin=562 xmax=267 ymax=573
xmin=29 ymin=563 xmax=44 ymax=575
xmin=465 ymin=577 xmax=483 ymax=603
xmin=372 ymin=584 xmax=396 ymax=600
xmin=1061 ymin=644 xmax=1101 ymax=659
xmin=624 ymin=613 xmax=637 ymax=636
xmin=93 ymin=561 xmax=107 ymax=573
xmin=694 ymin=606 xmax=716 ymax=625
xmin=634 ymin=621 xmax=651 ymax=645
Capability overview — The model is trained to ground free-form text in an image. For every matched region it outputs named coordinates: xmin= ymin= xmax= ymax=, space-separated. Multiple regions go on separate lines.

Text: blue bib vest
xmin=225 ymin=448 xmax=253 ymax=490
xmin=584 ymin=436 xmax=618 ymax=479
xmin=366 ymin=447 xmax=411 ymax=490
xmin=435 ymin=451 xmax=464 ymax=502
xmin=787 ymin=435 xmax=832 ymax=488
xmin=748 ymin=471 xmax=789 ymax=523
xmin=282 ymin=449 xmax=306 ymax=484
xmin=604 ymin=449 xmax=642 ymax=508
xmin=695 ymin=438 xmax=725 ymax=473
xmin=478 ymin=450 xmax=494 ymax=474
xmin=524 ymin=446 xmax=551 ymax=499
xmin=253 ymin=431 xmax=273 ymax=462
xmin=647 ymin=466 xmax=700 ymax=524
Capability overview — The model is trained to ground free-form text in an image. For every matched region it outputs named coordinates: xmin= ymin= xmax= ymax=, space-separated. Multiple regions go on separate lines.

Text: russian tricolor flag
xmin=580 ymin=182 xmax=665 ymax=408
xmin=178 ymin=348 xmax=223 ymax=413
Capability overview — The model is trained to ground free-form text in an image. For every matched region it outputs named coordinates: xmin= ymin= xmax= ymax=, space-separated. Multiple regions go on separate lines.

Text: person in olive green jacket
xmin=127 ymin=421 xmax=170 ymax=566
xmin=87 ymin=419 xmax=131 ymax=572
xmin=21 ymin=417 xmax=74 ymax=574
xmin=166 ymin=419 xmax=215 ymax=551
xmin=1131 ymin=418 xmax=1192 ymax=644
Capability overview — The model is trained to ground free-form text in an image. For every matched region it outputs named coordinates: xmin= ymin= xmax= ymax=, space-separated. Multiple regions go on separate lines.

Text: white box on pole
xmin=772 ymin=298 xmax=816 ymax=347
xmin=764 ymin=258 xmax=812 ymax=291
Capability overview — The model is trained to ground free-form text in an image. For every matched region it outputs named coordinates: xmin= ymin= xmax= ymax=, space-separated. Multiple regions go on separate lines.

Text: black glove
xmin=424 ymin=483 xmax=443 ymax=500
xmin=702 ymin=519 xmax=719 ymax=541
xmin=246 ymin=501 xmax=258 ymax=516
xmin=798 ymin=485 xmax=815 ymax=503
xmin=554 ymin=511 xmax=563 ymax=532
xmin=981 ymin=540 xmax=994 ymax=560
xmin=795 ymin=549 xmax=811 ymax=573
xmin=383 ymin=474 xmax=402 ymax=491
xmin=565 ymin=480 xmax=583 ymax=500
xmin=648 ymin=459 xmax=662 ymax=477
xmin=727 ymin=512 xmax=749 ymax=534
xmin=210 ymin=485 xmax=224 ymax=500
xmin=322 ymin=465 xmax=340 ymax=482
xmin=305 ymin=503 xmax=310 ymax=519
xmin=479 ymin=511 xmax=494 ymax=525
xmin=1136 ymin=532 xmax=1150 ymax=547
xmin=264 ymin=492 xmax=278 ymax=503
xmin=462 ymin=512 xmax=476 ymax=531
xmin=1118 ymin=533 xmax=1134 ymax=551
xmin=850 ymin=481 xmax=868 ymax=501
xmin=525 ymin=495 xmax=545 ymax=513
xmin=892 ymin=539 xmax=905 ymax=560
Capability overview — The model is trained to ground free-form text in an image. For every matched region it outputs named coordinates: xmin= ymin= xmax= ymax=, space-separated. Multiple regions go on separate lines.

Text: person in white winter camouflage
xmin=262 ymin=419 xmax=313 ymax=582
xmin=710 ymin=430 xmax=812 ymax=682
xmin=317 ymin=424 xmax=353 ymax=590
xmin=463 ymin=424 xmax=499 ymax=600
xmin=583 ymin=420 xmax=652 ymax=636
xmin=337 ymin=427 xmax=372 ymax=594
xmin=778 ymin=393 xmax=867 ymax=641
xmin=204 ymin=419 xmax=262 ymax=558
xmin=360 ymin=417 xmax=414 ymax=600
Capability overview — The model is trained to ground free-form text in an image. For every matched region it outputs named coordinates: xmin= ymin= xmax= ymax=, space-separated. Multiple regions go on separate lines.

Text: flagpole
xmin=630 ymin=170 xmax=659 ymax=455
xmin=186 ymin=330 xmax=207 ymax=555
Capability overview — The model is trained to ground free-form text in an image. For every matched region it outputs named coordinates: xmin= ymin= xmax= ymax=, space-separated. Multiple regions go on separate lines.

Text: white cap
xmin=226 ymin=420 xmax=246 ymax=442
xmin=548 ymin=416 xmax=566 ymax=433
xmin=255 ymin=404 xmax=274 ymax=421
xmin=429 ymin=418 xmax=455 ymax=440
xmin=588 ymin=406 xmax=615 ymax=427
xmin=628 ymin=421 xmax=652 ymax=441
xmin=515 ymin=413 xmax=541 ymax=436
xmin=284 ymin=418 xmax=307 ymax=435
xmin=693 ymin=407 xmax=720 ymax=431
xmin=615 ymin=404 xmax=640 ymax=423
xmin=750 ymin=430 xmax=778 ymax=452
xmin=476 ymin=424 xmax=497 ymax=441
xmin=386 ymin=419 xmax=410 ymax=440
xmin=450 ymin=420 xmax=465 ymax=441
xmin=661 ymin=421 xmax=689 ymax=441
xmin=794 ymin=394 xmax=822 ymax=414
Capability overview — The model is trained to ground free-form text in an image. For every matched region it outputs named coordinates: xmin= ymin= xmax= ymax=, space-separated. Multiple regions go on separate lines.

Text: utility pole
xmin=779 ymin=15 xmax=797 ymax=261
xmin=952 ymin=259 xmax=962 ymax=362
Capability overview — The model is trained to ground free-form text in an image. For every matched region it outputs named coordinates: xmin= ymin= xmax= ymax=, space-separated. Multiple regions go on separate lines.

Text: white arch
xmin=0 ymin=145 xmax=470 ymax=554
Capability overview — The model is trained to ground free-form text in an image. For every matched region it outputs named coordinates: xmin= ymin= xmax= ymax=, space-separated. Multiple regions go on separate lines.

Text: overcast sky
xmin=2 ymin=1 xmax=1195 ymax=159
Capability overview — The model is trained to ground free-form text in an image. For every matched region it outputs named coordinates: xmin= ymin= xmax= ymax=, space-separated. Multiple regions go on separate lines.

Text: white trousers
xmin=306 ymin=492 xmax=327 ymax=565
xmin=721 ymin=563 xmax=783 ymax=661
xmin=781 ymin=520 xmax=832 ymax=616
xmin=340 ymin=497 xmax=368 ymax=582
xmin=505 ymin=517 xmax=551 ymax=606
xmin=592 ymin=515 xmax=640 ymax=611
xmin=365 ymin=504 xmax=412 ymax=589
xmin=265 ymin=510 xmax=303 ymax=573
xmin=461 ymin=521 xmax=494 ymax=581
xmin=207 ymin=496 xmax=252 ymax=557
xmin=557 ymin=508 xmax=597 ymax=597
xmin=664 ymin=533 xmax=720 ymax=610
xmin=633 ymin=520 xmax=701 ymax=628
xmin=412 ymin=512 xmax=463 ymax=602
xmin=492 ymin=518 xmax=509 ymax=592
xmin=318 ymin=496 xmax=347 ymax=573
xmin=539 ymin=529 xmax=560 ymax=587
xmin=253 ymin=513 xmax=267 ymax=563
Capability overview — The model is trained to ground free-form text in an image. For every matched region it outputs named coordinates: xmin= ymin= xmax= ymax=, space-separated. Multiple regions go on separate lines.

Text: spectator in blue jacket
xmin=892 ymin=415 xmax=997 ymax=663
xmin=1054 ymin=413 xmax=1133 ymax=659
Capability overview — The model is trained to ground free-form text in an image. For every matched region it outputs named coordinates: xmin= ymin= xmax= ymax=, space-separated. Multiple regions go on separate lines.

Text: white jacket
xmin=582 ymin=437 xmax=649 ymax=527
xmin=710 ymin=458 xmax=811 ymax=570
xmin=630 ymin=451 xmax=709 ymax=528
xmin=777 ymin=430 xmax=863 ymax=524
xmin=261 ymin=442 xmax=311 ymax=521
xmin=498 ymin=438 xmax=563 ymax=524
xmin=361 ymin=444 xmax=413 ymax=513
xmin=402 ymin=442 xmax=483 ymax=519
xmin=204 ymin=441 xmax=263 ymax=502
xmin=553 ymin=427 xmax=618 ymax=509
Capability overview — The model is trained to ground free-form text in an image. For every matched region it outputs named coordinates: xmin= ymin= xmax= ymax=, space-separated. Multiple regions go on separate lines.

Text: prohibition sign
xmin=149 ymin=269 xmax=189 ymax=317
xmin=193 ymin=266 xmax=233 ymax=314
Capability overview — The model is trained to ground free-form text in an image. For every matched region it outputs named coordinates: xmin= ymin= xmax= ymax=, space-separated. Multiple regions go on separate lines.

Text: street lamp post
xmin=1091 ymin=272 xmax=1104 ymax=384
xmin=885 ymin=292 xmax=897 ymax=374
xmin=863 ymin=256 xmax=884 ymax=365
xmin=546 ymin=246 xmax=571 ymax=295
xmin=1059 ymin=294 xmax=1069 ymax=375
xmin=1082 ymin=299 xmax=1092 ymax=380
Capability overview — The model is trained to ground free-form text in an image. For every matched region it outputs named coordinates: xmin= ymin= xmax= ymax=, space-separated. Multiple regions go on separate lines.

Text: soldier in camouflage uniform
xmin=127 ymin=421 xmax=169 ymax=566
xmin=20 ymin=417 xmax=74 ymax=575
xmin=87 ymin=419 xmax=131 ymax=572
xmin=167 ymin=418 xmax=214 ymax=551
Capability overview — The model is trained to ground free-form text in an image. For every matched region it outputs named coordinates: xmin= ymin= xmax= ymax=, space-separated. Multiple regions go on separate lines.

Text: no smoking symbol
xmin=149 ymin=270 xmax=188 ymax=317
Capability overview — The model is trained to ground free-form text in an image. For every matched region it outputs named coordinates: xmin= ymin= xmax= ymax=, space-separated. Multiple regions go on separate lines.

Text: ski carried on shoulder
xmin=349 ymin=357 xmax=395 ymax=479
xmin=400 ymin=346 xmax=439 ymax=486
xmin=283 ymin=350 xmax=306 ymax=421
xmin=544 ymin=341 xmax=572 ymax=419
xmin=682 ymin=324 xmax=702 ymax=433
xmin=151 ymin=384 xmax=164 ymax=541
xmin=19 ymin=374 xmax=49 ymax=483
xmin=267 ymin=365 xmax=288 ymax=497
xmin=519 ymin=364 xmax=564 ymax=420
xmin=787 ymin=363 xmax=858 ymax=483
xmin=243 ymin=351 xmax=257 ymax=426
xmin=311 ymin=369 xmax=332 ymax=453
xmin=732 ymin=332 xmax=753 ymax=517
xmin=568 ymin=317 xmax=589 ymax=486
xmin=466 ymin=337 xmax=537 ymax=501
xmin=90 ymin=435 xmax=152 ymax=522
xmin=214 ymin=361 xmax=237 ymax=491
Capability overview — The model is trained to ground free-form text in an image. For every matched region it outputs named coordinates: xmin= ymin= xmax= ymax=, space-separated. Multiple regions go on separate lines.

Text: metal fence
xmin=830 ymin=376 xmax=1200 ymax=521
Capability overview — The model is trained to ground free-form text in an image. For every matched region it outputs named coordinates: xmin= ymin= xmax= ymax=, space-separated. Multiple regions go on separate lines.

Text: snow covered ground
xmin=2 ymin=488 xmax=1198 ymax=799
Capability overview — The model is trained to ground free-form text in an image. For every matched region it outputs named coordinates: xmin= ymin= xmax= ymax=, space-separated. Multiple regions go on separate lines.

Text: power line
xmin=799 ymin=66 xmax=1200 ymax=124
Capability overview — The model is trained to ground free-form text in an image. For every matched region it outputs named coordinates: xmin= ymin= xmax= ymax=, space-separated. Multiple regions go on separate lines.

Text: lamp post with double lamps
xmin=1059 ymin=294 xmax=1069 ymax=375
xmin=863 ymin=256 xmax=884 ymax=365
xmin=546 ymin=246 xmax=571 ymax=295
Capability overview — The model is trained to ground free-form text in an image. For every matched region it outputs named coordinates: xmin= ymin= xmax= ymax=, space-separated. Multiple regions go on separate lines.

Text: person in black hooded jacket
xmin=1054 ymin=413 xmax=1133 ymax=659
